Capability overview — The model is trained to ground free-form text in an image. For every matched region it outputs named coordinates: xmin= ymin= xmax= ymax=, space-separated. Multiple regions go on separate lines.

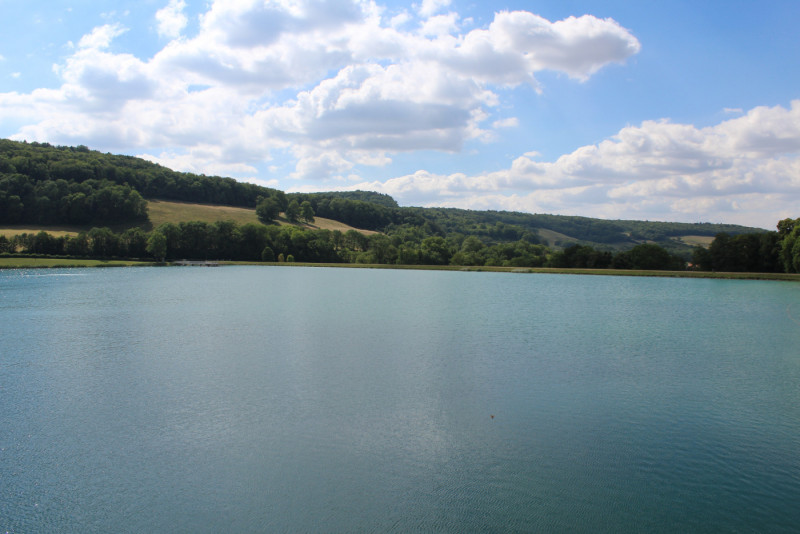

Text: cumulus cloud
xmin=28 ymin=2 xmax=787 ymax=222
xmin=77 ymin=23 xmax=127 ymax=50
xmin=341 ymin=101 xmax=800 ymax=228
xmin=417 ymin=0 xmax=452 ymax=19
xmin=492 ymin=117 xmax=518 ymax=128
xmin=156 ymin=0 xmax=188 ymax=39
xmin=1 ymin=1 xmax=639 ymax=154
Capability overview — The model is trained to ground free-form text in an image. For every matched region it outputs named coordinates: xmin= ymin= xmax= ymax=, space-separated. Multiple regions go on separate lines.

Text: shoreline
xmin=2 ymin=256 xmax=800 ymax=281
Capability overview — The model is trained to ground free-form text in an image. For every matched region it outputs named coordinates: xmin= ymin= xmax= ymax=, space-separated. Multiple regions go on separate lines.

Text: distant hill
xmin=1 ymin=138 xmax=763 ymax=254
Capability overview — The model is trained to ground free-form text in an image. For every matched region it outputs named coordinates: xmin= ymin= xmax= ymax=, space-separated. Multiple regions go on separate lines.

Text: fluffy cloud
xmin=156 ymin=0 xmax=188 ymax=39
xmin=0 ymin=1 xmax=638 ymax=166
xmin=345 ymin=101 xmax=800 ymax=228
xmin=416 ymin=0 xmax=452 ymax=19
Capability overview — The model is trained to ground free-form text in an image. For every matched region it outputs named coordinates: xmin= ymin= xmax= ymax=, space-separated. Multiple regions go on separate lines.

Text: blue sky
xmin=1 ymin=0 xmax=798 ymax=229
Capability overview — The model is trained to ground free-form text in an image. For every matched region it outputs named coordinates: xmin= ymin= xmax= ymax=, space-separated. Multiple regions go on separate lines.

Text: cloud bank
xmin=0 ymin=1 xmax=638 ymax=163
xmin=345 ymin=101 xmax=800 ymax=228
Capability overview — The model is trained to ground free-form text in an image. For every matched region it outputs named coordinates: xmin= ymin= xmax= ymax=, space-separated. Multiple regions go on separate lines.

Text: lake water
xmin=1 ymin=266 xmax=799 ymax=532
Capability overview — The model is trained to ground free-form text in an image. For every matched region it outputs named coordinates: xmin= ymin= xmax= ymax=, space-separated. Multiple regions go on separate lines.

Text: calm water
xmin=1 ymin=266 xmax=799 ymax=533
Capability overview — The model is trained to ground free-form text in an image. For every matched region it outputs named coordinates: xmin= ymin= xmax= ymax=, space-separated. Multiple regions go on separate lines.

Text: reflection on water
xmin=1 ymin=267 xmax=799 ymax=532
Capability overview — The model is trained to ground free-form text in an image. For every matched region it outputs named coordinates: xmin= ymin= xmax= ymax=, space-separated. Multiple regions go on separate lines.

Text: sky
xmin=1 ymin=1 xmax=798 ymax=229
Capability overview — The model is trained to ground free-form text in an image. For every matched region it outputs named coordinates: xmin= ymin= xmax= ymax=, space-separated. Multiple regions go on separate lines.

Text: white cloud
xmin=492 ymin=117 xmax=518 ymax=129
xmin=156 ymin=0 xmax=188 ymax=39
xmin=11 ymin=1 xmax=742 ymax=221
xmin=419 ymin=13 xmax=460 ymax=36
xmin=2 ymin=3 xmax=639 ymax=162
xmin=77 ymin=23 xmax=127 ymax=50
xmin=416 ymin=0 xmax=452 ymax=19
xmin=139 ymin=150 xmax=259 ymax=178
xmin=342 ymin=101 xmax=800 ymax=228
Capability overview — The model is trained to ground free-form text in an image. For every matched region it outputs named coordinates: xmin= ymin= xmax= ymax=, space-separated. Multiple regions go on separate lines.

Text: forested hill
xmin=0 ymin=139 xmax=283 ymax=225
xmin=1 ymin=139 xmax=761 ymax=250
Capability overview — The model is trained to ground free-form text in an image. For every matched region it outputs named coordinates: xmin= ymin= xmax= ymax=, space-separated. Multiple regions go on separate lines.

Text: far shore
xmin=2 ymin=256 xmax=800 ymax=282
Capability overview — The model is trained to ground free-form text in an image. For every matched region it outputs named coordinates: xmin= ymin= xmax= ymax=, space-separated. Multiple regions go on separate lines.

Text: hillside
xmin=1 ymin=138 xmax=765 ymax=256
xmin=147 ymin=199 xmax=375 ymax=235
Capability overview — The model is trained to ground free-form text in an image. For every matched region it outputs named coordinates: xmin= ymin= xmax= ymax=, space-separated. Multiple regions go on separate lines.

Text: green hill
xmin=1 ymin=138 xmax=766 ymax=259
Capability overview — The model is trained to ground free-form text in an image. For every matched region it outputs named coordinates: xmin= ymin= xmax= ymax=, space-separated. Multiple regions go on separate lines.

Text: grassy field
xmin=147 ymin=200 xmax=375 ymax=234
xmin=0 ymin=227 xmax=84 ymax=238
xmin=671 ymin=235 xmax=715 ymax=247
xmin=0 ymin=257 xmax=157 ymax=269
xmin=3 ymin=255 xmax=798 ymax=281
xmin=147 ymin=199 xmax=260 ymax=228
xmin=215 ymin=261 xmax=800 ymax=281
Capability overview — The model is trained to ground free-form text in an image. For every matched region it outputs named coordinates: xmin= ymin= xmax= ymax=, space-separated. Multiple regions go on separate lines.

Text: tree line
xmin=546 ymin=218 xmax=800 ymax=274
xmin=4 ymin=217 xmax=798 ymax=273
xmin=1 ymin=222 xmax=547 ymax=267
xmin=692 ymin=217 xmax=800 ymax=273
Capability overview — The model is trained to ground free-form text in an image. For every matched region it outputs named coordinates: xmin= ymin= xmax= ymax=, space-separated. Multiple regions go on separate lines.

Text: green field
xmin=147 ymin=199 xmax=260 ymax=228
xmin=215 ymin=261 xmax=800 ymax=281
xmin=0 ymin=257 xmax=157 ymax=269
xmin=0 ymin=227 xmax=84 ymax=238
xmin=146 ymin=200 xmax=374 ymax=234
xmin=3 ymin=255 xmax=797 ymax=280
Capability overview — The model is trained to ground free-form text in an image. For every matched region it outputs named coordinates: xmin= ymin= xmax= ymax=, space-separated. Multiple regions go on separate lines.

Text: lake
xmin=1 ymin=266 xmax=799 ymax=532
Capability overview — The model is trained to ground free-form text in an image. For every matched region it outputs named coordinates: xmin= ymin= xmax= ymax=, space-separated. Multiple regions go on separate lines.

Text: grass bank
xmin=0 ymin=257 xmax=159 ymax=269
xmin=216 ymin=261 xmax=800 ymax=281
xmin=3 ymin=256 xmax=798 ymax=281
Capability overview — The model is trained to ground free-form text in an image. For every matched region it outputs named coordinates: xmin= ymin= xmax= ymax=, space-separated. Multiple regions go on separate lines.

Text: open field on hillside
xmin=148 ymin=200 xmax=376 ymax=234
xmin=535 ymin=228 xmax=575 ymax=247
xmin=276 ymin=216 xmax=379 ymax=235
xmin=0 ymin=227 xmax=82 ymax=238
xmin=147 ymin=200 xmax=260 ymax=227
xmin=671 ymin=235 xmax=715 ymax=247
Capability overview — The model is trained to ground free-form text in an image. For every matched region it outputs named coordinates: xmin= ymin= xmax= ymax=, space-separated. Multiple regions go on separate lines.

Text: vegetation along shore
xmin=2 ymin=139 xmax=800 ymax=278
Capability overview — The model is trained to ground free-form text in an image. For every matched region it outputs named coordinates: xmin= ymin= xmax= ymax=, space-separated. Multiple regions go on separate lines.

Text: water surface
xmin=2 ymin=267 xmax=799 ymax=532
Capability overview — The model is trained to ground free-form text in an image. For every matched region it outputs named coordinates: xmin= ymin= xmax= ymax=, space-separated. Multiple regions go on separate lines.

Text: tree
xmin=261 ymin=246 xmax=275 ymax=262
xmin=300 ymin=201 xmax=315 ymax=223
xmin=619 ymin=243 xmax=682 ymax=270
xmin=256 ymin=196 xmax=281 ymax=224
xmin=65 ymin=232 xmax=90 ymax=257
xmin=146 ymin=231 xmax=167 ymax=261
xmin=420 ymin=236 xmax=450 ymax=265
xmin=122 ymin=228 xmax=148 ymax=258
xmin=778 ymin=218 xmax=800 ymax=273
xmin=285 ymin=200 xmax=301 ymax=223
xmin=88 ymin=227 xmax=119 ymax=257
xmin=691 ymin=246 xmax=712 ymax=270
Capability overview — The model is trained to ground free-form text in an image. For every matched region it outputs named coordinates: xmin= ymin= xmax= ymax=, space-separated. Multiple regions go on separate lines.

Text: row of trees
xmin=6 ymin=217 xmax=800 ymax=274
xmin=0 ymin=222 xmax=619 ymax=268
xmin=547 ymin=243 xmax=685 ymax=271
xmin=686 ymin=219 xmax=800 ymax=273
